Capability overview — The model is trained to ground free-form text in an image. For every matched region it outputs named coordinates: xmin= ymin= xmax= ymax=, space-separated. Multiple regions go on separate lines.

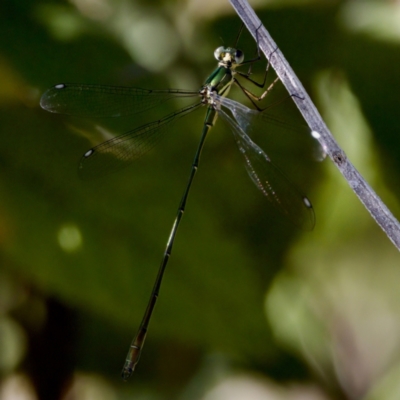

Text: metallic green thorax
xmin=202 ymin=46 xmax=244 ymax=128
xmin=204 ymin=65 xmax=234 ymax=96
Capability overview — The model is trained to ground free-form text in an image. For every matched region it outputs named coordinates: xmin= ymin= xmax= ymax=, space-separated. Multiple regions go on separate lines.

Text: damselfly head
xmin=214 ymin=46 xmax=244 ymax=66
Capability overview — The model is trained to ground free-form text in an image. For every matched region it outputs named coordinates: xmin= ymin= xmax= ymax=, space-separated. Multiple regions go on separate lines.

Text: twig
xmin=229 ymin=0 xmax=400 ymax=250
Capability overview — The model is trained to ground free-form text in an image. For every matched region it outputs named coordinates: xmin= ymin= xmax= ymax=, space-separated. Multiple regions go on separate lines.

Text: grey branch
xmin=229 ymin=0 xmax=400 ymax=250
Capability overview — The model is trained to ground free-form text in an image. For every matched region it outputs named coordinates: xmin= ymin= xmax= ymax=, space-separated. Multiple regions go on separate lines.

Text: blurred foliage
xmin=0 ymin=0 xmax=400 ymax=399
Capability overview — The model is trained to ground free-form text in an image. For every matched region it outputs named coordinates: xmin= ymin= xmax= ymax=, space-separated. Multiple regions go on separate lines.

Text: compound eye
xmin=214 ymin=46 xmax=225 ymax=61
xmin=235 ymin=49 xmax=244 ymax=64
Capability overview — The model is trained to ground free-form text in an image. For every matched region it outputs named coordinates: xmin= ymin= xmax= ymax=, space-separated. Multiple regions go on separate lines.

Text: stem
xmin=229 ymin=0 xmax=400 ymax=250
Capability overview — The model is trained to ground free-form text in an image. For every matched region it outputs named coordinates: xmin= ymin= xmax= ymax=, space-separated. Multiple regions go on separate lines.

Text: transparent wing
xmin=215 ymin=100 xmax=315 ymax=230
xmin=40 ymin=83 xmax=198 ymax=117
xmin=78 ymin=103 xmax=201 ymax=180
xmin=215 ymin=95 xmax=326 ymax=162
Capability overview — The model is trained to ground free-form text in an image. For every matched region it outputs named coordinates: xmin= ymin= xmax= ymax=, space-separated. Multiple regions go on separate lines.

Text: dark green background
xmin=1 ymin=0 xmax=400 ymax=399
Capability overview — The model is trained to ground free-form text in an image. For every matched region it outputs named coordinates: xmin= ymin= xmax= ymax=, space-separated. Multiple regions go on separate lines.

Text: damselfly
xmin=40 ymin=25 xmax=315 ymax=380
